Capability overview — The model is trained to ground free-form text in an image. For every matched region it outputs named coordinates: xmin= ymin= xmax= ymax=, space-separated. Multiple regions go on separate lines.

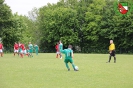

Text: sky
xmin=4 ymin=0 xmax=59 ymax=16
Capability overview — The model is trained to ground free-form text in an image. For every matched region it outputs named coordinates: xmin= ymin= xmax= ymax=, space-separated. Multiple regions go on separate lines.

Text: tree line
xmin=0 ymin=0 xmax=133 ymax=53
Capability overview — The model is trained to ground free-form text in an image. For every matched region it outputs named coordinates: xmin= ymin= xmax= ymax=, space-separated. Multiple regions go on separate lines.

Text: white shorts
xmin=20 ymin=50 xmax=24 ymax=54
xmin=23 ymin=50 xmax=27 ymax=54
xmin=56 ymin=52 xmax=60 ymax=54
xmin=20 ymin=50 xmax=27 ymax=54
xmin=0 ymin=49 xmax=3 ymax=53
xmin=14 ymin=50 xmax=18 ymax=53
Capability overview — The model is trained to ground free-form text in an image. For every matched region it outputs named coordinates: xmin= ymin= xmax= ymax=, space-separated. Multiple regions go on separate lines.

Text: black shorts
xmin=110 ymin=50 xmax=115 ymax=56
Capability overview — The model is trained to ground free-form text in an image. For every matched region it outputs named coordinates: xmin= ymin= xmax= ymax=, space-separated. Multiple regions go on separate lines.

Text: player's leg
xmin=16 ymin=50 xmax=19 ymax=56
xmin=70 ymin=59 xmax=77 ymax=71
xmin=24 ymin=50 xmax=27 ymax=56
xmin=56 ymin=52 xmax=59 ymax=58
xmin=26 ymin=51 xmax=29 ymax=57
xmin=18 ymin=49 xmax=21 ymax=56
xmin=114 ymin=56 xmax=116 ymax=63
xmin=31 ymin=50 xmax=33 ymax=57
xmin=28 ymin=51 xmax=31 ymax=57
xmin=36 ymin=50 xmax=38 ymax=55
xmin=107 ymin=53 xmax=112 ymax=63
xmin=0 ymin=49 xmax=3 ymax=57
xmin=64 ymin=59 xmax=70 ymax=71
xmin=0 ymin=52 xmax=1 ymax=57
xmin=29 ymin=49 xmax=33 ymax=57
xmin=14 ymin=50 xmax=15 ymax=56
xmin=0 ymin=50 xmax=1 ymax=57
xmin=14 ymin=50 xmax=17 ymax=56
xmin=60 ymin=53 xmax=62 ymax=59
xmin=65 ymin=62 xmax=70 ymax=71
xmin=112 ymin=50 xmax=116 ymax=63
xmin=20 ymin=50 xmax=23 ymax=58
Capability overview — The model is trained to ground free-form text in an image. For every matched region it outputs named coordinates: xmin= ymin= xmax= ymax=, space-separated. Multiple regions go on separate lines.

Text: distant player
xmin=22 ymin=44 xmax=27 ymax=55
xmin=19 ymin=43 xmax=25 ymax=58
xmin=55 ymin=42 xmax=60 ymax=58
xmin=28 ymin=42 xmax=33 ymax=57
xmin=26 ymin=47 xmax=30 ymax=57
xmin=0 ymin=41 xmax=4 ymax=57
xmin=34 ymin=44 xmax=39 ymax=55
xmin=59 ymin=40 xmax=63 ymax=59
xmin=18 ymin=42 xmax=21 ymax=56
xmin=60 ymin=45 xmax=78 ymax=71
xmin=14 ymin=42 xmax=19 ymax=56
xmin=106 ymin=40 xmax=116 ymax=63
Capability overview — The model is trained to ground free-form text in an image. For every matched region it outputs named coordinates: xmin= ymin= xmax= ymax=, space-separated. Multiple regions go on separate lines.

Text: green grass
xmin=0 ymin=53 xmax=133 ymax=88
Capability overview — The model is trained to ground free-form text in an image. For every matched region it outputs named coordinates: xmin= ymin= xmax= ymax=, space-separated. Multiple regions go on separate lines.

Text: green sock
xmin=36 ymin=51 xmax=38 ymax=55
xmin=65 ymin=63 xmax=69 ymax=69
xmin=72 ymin=63 xmax=75 ymax=69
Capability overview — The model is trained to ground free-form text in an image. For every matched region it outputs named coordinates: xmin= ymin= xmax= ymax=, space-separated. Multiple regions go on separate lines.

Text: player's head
xmin=110 ymin=40 xmax=113 ymax=44
xmin=68 ymin=45 xmax=72 ymax=49
xmin=59 ymin=40 xmax=61 ymax=43
xmin=29 ymin=42 xmax=31 ymax=44
xmin=57 ymin=42 xmax=59 ymax=44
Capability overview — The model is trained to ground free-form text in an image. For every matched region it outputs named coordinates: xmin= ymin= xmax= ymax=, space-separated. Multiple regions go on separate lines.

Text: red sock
xmin=20 ymin=54 xmax=23 ymax=58
xmin=56 ymin=54 xmax=58 ymax=58
xmin=1 ymin=53 xmax=3 ymax=57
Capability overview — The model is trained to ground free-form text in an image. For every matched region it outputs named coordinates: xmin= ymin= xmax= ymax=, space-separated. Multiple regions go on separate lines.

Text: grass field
xmin=0 ymin=53 xmax=133 ymax=88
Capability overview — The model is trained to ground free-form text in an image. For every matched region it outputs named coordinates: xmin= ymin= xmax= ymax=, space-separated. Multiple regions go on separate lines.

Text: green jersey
xmin=28 ymin=44 xmax=33 ymax=50
xmin=61 ymin=48 xmax=73 ymax=59
xmin=26 ymin=49 xmax=29 ymax=53
xmin=61 ymin=48 xmax=73 ymax=63
xmin=34 ymin=45 xmax=39 ymax=50
xmin=28 ymin=44 xmax=33 ymax=53
xmin=59 ymin=43 xmax=63 ymax=51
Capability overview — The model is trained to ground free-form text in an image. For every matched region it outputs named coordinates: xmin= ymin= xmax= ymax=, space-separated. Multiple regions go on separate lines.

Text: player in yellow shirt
xmin=107 ymin=40 xmax=116 ymax=63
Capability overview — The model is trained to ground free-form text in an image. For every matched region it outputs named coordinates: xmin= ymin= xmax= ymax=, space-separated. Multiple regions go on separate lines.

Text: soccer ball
xmin=75 ymin=66 xmax=79 ymax=71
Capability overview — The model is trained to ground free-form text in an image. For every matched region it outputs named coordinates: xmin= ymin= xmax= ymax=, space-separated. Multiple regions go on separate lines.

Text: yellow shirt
xmin=109 ymin=43 xmax=115 ymax=51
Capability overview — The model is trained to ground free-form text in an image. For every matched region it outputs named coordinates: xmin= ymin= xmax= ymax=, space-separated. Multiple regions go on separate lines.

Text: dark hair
xmin=68 ymin=45 xmax=72 ymax=49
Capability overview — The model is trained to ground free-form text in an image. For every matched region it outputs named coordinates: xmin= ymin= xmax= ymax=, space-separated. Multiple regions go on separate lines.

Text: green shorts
xmin=64 ymin=58 xmax=73 ymax=63
xmin=29 ymin=49 xmax=33 ymax=53
xmin=19 ymin=48 xmax=22 ymax=53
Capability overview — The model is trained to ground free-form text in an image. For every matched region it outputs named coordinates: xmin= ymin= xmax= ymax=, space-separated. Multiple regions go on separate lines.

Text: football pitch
xmin=0 ymin=53 xmax=133 ymax=88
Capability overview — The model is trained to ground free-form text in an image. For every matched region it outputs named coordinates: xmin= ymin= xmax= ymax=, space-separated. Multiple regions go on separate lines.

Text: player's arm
xmin=60 ymin=49 xmax=65 ymax=54
xmin=72 ymin=52 xmax=74 ymax=58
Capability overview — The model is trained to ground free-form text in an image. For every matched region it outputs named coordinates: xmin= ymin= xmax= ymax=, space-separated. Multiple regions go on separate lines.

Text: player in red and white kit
xmin=14 ymin=42 xmax=19 ymax=56
xmin=55 ymin=42 xmax=60 ymax=58
xmin=19 ymin=43 xmax=25 ymax=58
xmin=0 ymin=41 xmax=4 ymax=57
xmin=21 ymin=44 xmax=29 ymax=57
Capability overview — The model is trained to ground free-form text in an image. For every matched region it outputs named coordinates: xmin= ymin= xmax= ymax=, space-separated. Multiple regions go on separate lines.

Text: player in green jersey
xmin=34 ymin=44 xmax=39 ymax=55
xmin=60 ymin=45 xmax=78 ymax=71
xmin=59 ymin=40 xmax=63 ymax=59
xmin=28 ymin=42 xmax=33 ymax=57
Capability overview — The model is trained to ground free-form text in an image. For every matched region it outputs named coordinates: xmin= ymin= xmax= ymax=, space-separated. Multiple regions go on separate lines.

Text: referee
xmin=107 ymin=40 xmax=116 ymax=63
